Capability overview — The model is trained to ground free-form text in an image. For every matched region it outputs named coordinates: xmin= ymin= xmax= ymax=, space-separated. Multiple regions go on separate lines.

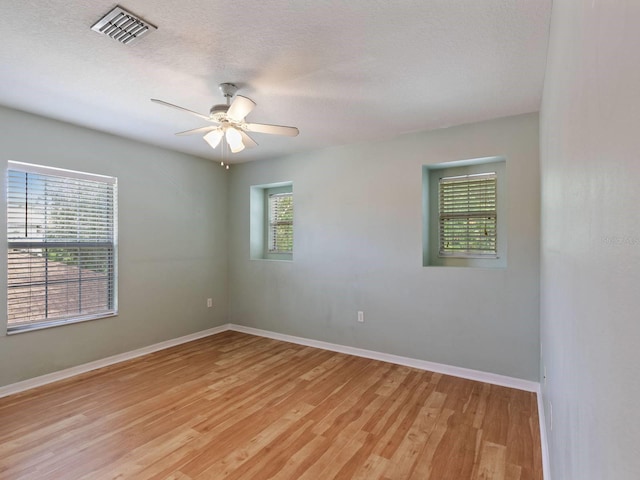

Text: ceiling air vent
xmin=91 ymin=5 xmax=156 ymax=45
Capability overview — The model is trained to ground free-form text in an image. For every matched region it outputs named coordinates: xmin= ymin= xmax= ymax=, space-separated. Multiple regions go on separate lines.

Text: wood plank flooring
xmin=0 ymin=331 xmax=542 ymax=479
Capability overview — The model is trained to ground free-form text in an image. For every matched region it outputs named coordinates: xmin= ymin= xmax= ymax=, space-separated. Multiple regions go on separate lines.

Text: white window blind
xmin=268 ymin=192 xmax=293 ymax=254
xmin=439 ymin=172 xmax=497 ymax=257
xmin=7 ymin=162 xmax=117 ymax=333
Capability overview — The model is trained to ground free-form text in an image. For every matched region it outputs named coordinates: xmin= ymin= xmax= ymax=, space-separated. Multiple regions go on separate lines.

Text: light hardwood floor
xmin=0 ymin=331 xmax=542 ymax=479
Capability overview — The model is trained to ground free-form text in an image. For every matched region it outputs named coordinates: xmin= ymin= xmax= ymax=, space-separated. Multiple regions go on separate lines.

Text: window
xmin=249 ymin=182 xmax=293 ymax=261
xmin=267 ymin=190 xmax=293 ymax=254
xmin=438 ymin=172 xmax=497 ymax=257
xmin=7 ymin=161 xmax=118 ymax=333
xmin=423 ymin=158 xmax=506 ymax=267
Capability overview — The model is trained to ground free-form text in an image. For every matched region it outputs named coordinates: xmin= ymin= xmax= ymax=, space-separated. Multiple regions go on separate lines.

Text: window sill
xmin=250 ymin=257 xmax=293 ymax=263
xmin=438 ymin=254 xmax=500 ymax=259
xmin=424 ymin=264 xmax=507 ymax=270
xmin=7 ymin=312 xmax=118 ymax=335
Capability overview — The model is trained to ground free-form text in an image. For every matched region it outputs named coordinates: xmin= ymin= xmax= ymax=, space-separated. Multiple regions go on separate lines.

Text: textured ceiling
xmin=0 ymin=0 xmax=551 ymax=163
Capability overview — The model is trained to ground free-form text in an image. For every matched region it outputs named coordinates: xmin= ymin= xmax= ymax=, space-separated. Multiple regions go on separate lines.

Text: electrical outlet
xmin=357 ymin=311 xmax=364 ymax=323
xmin=207 ymin=298 xmax=213 ymax=308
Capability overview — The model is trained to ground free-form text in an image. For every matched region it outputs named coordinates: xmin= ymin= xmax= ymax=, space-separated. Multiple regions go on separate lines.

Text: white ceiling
xmin=0 ymin=0 xmax=552 ymax=163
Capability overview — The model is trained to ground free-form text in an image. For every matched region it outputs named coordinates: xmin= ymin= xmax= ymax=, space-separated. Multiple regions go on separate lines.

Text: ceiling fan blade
xmin=151 ymin=99 xmax=210 ymax=121
xmin=227 ymin=95 xmax=256 ymax=122
xmin=239 ymin=130 xmax=258 ymax=148
xmin=245 ymin=123 xmax=299 ymax=137
xmin=175 ymin=126 xmax=217 ymax=136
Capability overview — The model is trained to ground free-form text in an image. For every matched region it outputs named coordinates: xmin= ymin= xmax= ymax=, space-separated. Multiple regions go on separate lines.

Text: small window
xmin=438 ymin=172 xmax=497 ymax=257
xmin=7 ymin=161 xmax=118 ymax=333
xmin=267 ymin=190 xmax=293 ymax=254
xmin=249 ymin=182 xmax=293 ymax=261
xmin=423 ymin=158 xmax=506 ymax=268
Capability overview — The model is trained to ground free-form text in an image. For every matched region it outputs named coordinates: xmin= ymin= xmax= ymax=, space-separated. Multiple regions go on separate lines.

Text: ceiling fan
xmin=151 ymin=83 xmax=299 ymax=154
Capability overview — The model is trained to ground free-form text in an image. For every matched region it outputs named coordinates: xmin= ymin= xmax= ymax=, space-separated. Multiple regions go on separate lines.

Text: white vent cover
xmin=91 ymin=6 xmax=156 ymax=45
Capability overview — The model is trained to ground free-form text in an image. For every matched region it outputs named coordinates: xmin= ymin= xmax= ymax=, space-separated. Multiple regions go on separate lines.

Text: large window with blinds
xmin=6 ymin=161 xmax=117 ymax=333
xmin=423 ymin=158 xmax=506 ymax=268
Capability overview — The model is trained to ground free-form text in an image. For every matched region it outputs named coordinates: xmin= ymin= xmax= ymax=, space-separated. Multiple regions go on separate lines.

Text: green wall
xmin=228 ymin=113 xmax=541 ymax=381
xmin=540 ymin=0 xmax=640 ymax=478
xmin=0 ymin=106 xmax=542 ymax=389
xmin=0 ymin=106 xmax=228 ymax=387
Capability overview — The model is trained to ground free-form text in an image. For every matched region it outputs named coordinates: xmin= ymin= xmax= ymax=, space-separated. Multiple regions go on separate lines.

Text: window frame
xmin=423 ymin=158 xmax=506 ymax=268
xmin=438 ymin=171 xmax=498 ymax=258
xmin=264 ymin=187 xmax=293 ymax=255
xmin=249 ymin=181 xmax=293 ymax=262
xmin=6 ymin=161 xmax=118 ymax=334
xmin=263 ymin=185 xmax=293 ymax=260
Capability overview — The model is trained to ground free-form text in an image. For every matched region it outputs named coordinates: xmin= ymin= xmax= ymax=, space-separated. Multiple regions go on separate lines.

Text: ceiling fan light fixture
xmin=203 ymin=129 xmax=223 ymax=149
xmin=229 ymin=142 xmax=245 ymax=154
xmin=225 ymin=127 xmax=245 ymax=153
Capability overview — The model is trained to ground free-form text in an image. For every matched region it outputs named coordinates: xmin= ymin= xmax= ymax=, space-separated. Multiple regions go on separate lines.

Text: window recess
xmin=423 ymin=157 xmax=506 ymax=268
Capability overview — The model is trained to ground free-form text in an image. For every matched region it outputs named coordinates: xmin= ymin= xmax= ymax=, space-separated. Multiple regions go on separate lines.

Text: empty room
xmin=1 ymin=1 xmax=639 ymax=479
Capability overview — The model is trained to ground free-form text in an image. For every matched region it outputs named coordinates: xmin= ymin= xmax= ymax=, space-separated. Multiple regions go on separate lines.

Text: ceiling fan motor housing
xmin=210 ymin=104 xmax=230 ymax=122
xmin=212 ymin=83 xmax=238 ymax=121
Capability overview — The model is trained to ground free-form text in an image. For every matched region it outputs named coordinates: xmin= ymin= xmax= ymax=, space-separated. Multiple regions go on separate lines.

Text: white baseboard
xmin=0 ymin=324 xmax=231 ymax=399
xmin=229 ymin=324 xmax=539 ymax=392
